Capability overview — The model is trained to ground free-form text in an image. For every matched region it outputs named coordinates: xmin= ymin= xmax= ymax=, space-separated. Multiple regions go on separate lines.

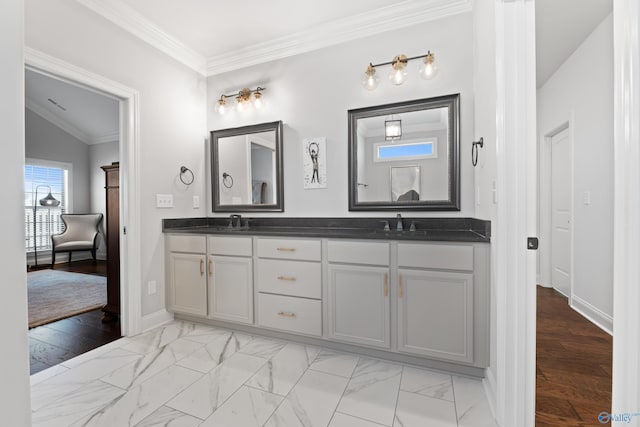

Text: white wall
xmin=472 ymin=0 xmax=497 ymax=411
xmin=537 ymin=14 xmax=614 ymax=329
xmin=207 ymin=13 xmax=475 ymax=217
xmin=0 ymin=0 xmax=32 ymax=423
xmin=89 ymin=140 xmax=119 ymax=259
xmin=25 ymin=107 xmax=91 ymax=213
xmin=25 ymin=0 xmax=207 ymax=316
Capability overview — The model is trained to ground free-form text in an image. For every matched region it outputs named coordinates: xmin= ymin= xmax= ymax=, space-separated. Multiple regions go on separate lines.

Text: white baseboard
xmin=483 ymin=367 xmax=498 ymax=423
xmin=142 ymin=309 xmax=174 ymax=332
xmin=570 ymin=295 xmax=613 ymax=335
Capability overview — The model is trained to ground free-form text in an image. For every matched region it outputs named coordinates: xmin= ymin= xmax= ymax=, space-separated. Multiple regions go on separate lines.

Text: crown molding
xmin=25 ymin=97 xmax=91 ymax=144
xmin=91 ymin=133 xmax=120 ymax=145
xmin=75 ymin=0 xmax=207 ymax=75
xmin=206 ymin=0 xmax=472 ymax=76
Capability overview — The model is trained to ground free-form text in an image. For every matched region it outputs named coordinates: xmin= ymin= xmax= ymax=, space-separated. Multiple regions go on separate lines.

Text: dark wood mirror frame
xmin=211 ymin=120 xmax=284 ymax=212
xmin=348 ymin=94 xmax=460 ymax=211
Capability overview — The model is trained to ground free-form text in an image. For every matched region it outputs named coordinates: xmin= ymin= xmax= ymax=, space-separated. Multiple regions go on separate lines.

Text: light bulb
xmin=216 ymin=98 xmax=227 ymax=114
xmin=389 ymin=55 xmax=408 ymax=85
xmin=419 ymin=52 xmax=438 ymax=80
xmin=254 ymin=92 xmax=263 ymax=109
xmin=361 ymin=64 xmax=379 ymax=91
xmin=236 ymin=100 xmax=245 ymax=112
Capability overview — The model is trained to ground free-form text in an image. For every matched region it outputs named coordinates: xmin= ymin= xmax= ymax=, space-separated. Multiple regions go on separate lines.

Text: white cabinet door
xmin=209 ymin=255 xmax=253 ymax=324
xmin=328 ymin=264 xmax=390 ymax=348
xmin=167 ymin=253 xmax=207 ymax=316
xmin=398 ymin=269 xmax=473 ymax=363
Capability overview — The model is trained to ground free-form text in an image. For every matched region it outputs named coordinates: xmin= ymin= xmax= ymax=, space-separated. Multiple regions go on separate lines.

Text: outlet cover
xmin=156 ymin=194 xmax=173 ymax=208
xmin=192 ymin=195 xmax=200 ymax=209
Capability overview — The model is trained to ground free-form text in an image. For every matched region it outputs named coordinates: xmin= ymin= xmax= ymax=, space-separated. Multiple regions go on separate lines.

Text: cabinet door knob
xmin=276 ymin=247 xmax=296 ymax=252
xmin=200 ymin=259 xmax=204 ymax=276
xmin=398 ymin=273 xmax=404 ymax=298
xmin=209 ymin=260 xmax=213 ymax=276
xmin=384 ymin=273 xmax=389 ymax=297
xmin=277 ymin=276 xmax=296 ymax=282
xmin=277 ymin=311 xmax=296 ymax=318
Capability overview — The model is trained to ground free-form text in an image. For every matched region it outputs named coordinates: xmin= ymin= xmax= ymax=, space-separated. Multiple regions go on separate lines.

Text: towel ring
xmin=179 ymin=166 xmax=194 ymax=185
xmin=471 ymin=137 xmax=484 ymax=167
xmin=222 ymin=172 xmax=234 ymax=188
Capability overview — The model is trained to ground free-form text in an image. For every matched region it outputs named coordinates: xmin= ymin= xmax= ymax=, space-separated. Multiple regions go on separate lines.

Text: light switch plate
xmin=156 ymin=194 xmax=173 ymax=208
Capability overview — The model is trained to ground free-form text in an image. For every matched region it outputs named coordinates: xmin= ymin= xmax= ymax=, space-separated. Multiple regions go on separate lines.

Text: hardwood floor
xmin=536 ymin=286 xmax=612 ymax=427
xmin=28 ymin=260 xmax=121 ymax=375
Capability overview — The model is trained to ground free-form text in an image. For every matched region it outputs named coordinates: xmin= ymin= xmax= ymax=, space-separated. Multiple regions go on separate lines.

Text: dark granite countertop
xmin=162 ymin=217 xmax=490 ymax=243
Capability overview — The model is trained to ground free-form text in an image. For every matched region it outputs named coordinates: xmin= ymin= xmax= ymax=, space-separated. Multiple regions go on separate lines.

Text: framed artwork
xmin=303 ymin=137 xmax=327 ymax=189
xmin=391 ymin=165 xmax=421 ymax=201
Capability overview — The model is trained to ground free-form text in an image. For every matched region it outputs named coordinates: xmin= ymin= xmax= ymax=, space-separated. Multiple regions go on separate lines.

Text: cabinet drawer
xmin=258 ymin=293 xmax=321 ymax=336
xmin=166 ymin=234 xmax=206 ymax=254
xmin=208 ymin=235 xmax=252 ymax=257
xmin=256 ymin=259 xmax=321 ymax=299
xmin=328 ymin=240 xmax=389 ymax=266
xmin=257 ymin=238 xmax=321 ymax=261
xmin=398 ymin=243 xmax=473 ymax=271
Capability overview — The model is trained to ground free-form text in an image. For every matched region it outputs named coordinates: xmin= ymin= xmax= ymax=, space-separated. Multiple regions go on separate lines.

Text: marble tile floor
xmin=30 ymin=320 xmax=497 ymax=427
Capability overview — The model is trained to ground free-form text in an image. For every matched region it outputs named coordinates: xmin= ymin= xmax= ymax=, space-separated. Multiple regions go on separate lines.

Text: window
xmin=24 ymin=160 xmax=71 ymax=252
xmin=373 ymin=138 xmax=437 ymax=162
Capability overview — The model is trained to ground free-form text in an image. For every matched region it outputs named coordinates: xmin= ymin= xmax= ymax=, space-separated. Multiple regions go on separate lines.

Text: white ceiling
xmin=26 ymin=0 xmax=611 ymax=134
xmin=535 ymin=0 xmax=612 ymax=88
xmin=25 ymin=69 xmax=119 ymax=145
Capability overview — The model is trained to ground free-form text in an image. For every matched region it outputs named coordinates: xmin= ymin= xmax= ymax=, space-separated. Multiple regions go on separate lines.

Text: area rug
xmin=28 ymin=269 xmax=107 ymax=328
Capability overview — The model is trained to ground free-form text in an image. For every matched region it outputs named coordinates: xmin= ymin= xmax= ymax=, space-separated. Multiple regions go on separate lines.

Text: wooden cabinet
xmin=255 ymin=237 xmax=322 ymax=336
xmin=167 ymin=252 xmax=207 ymax=316
xmin=207 ymin=236 xmax=253 ymax=324
xmin=101 ymin=163 xmax=120 ymax=322
xmin=166 ymin=235 xmax=207 ymax=316
xmin=328 ymin=264 xmax=390 ymax=348
xmin=166 ymin=235 xmax=253 ymax=323
xmin=209 ymin=256 xmax=253 ymax=324
xmin=165 ymin=233 xmax=489 ymax=371
xmin=397 ymin=269 xmax=473 ymax=363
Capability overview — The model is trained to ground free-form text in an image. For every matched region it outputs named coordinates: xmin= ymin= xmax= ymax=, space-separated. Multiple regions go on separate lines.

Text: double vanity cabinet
xmin=164 ymin=218 xmax=490 ymax=376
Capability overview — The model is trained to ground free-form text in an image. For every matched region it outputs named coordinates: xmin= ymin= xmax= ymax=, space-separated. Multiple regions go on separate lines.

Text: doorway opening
xmin=24 ymin=48 xmax=142 ymax=374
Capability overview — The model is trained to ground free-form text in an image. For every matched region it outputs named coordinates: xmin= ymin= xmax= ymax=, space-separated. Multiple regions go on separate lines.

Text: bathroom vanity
xmin=163 ymin=217 xmax=490 ymax=377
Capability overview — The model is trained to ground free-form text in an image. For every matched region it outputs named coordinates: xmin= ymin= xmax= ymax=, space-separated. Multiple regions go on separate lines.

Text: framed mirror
xmin=211 ymin=121 xmax=284 ymax=212
xmin=348 ymin=94 xmax=460 ymax=211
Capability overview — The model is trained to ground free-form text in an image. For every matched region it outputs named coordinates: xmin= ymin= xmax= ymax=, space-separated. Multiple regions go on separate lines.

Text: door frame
xmin=539 ymin=119 xmax=574 ymax=301
xmin=496 ymin=0 xmax=640 ymax=425
xmin=24 ymin=47 xmax=142 ymax=336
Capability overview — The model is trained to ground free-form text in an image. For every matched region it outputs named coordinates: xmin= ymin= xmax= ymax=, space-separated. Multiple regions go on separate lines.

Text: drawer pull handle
xmin=277 ymin=276 xmax=297 ymax=282
xmin=200 ymin=259 xmax=204 ymax=276
xmin=277 ymin=311 xmax=297 ymax=318
xmin=209 ymin=260 xmax=213 ymax=276
xmin=277 ymin=247 xmax=296 ymax=252
xmin=399 ymin=273 xmax=404 ymax=298
xmin=384 ymin=273 xmax=389 ymax=297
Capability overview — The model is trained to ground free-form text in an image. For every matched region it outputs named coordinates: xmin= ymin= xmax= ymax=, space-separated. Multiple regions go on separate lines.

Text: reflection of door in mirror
xmin=356 ymin=108 xmax=449 ymax=203
xmin=218 ymin=130 xmax=276 ymax=205
xmin=250 ymin=134 xmax=276 ymax=204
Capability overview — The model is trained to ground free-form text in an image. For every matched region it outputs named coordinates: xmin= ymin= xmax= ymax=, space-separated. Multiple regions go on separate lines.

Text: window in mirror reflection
xmin=375 ymin=139 xmax=437 ymax=162
xmin=218 ymin=130 xmax=276 ymax=205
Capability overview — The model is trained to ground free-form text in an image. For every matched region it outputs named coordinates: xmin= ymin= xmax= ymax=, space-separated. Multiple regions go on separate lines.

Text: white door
xmin=168 ymin=253 xmax=207 ymax=316
xmin=551 ymin=127 xmax=571 ymax=297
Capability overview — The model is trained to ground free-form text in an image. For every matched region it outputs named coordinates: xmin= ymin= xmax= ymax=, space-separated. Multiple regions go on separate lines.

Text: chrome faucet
xmin=230 ymin=214 xmax=242 ymax=228
xmin=396 ymin=213 xmax=403 ymax=231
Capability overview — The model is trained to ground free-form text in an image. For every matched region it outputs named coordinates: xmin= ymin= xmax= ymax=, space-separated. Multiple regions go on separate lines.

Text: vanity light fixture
xmin=362 ymin=51 xmax=437 ymax=91
xmin=385 ymin=118 xmax=402 ymax=141
xmin=215 ymin=86 xmax=266 ymax=114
